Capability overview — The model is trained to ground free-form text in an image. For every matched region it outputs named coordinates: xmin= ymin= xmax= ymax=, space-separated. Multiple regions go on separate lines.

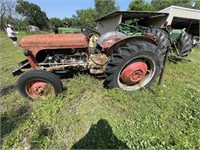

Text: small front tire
xmin=17 ymin=70 xmax=63 ymax=100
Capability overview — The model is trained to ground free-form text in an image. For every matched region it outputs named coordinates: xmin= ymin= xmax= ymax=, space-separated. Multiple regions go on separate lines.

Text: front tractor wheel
xmin=104 ymin=41 xmax=161 ymax=91
xmin=17 ymin=70 xmax=63 ymax=100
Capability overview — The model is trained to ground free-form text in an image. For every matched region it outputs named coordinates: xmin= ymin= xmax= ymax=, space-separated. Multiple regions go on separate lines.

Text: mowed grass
xmin=0 ymin=31 xmax=200 ymax=149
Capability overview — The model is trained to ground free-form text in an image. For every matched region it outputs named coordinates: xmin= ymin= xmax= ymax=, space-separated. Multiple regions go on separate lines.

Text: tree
xmin=94 ymin=0 xmax=119 ymax=17
xmin=15 ymin=0 xmax=49 ymax=29
xmin=193 ymin=1 xmax=200 ymax=9
xmin=0 ymin=0 xmax=16 ymax=30
xmin=128 ymin=0 xmax=200 ymax=12
xmin=69 ymin=0 xmax=119 ymax=28
xmin=72 ymin=8 xmax=98 ymax=28
xmin=151 ymin=0 xmax=200 ymax=11
xmin=49 ymin=17 xmax=63 ymax=28
xmin=129 ymin=0 xmax=153 ymax=11
xmin=63 ymin=17 xmax=75 ymax=27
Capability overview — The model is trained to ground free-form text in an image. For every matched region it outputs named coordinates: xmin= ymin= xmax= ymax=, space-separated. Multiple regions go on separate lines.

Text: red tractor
xmin=13 ymin=27 xmax=163 ymax=100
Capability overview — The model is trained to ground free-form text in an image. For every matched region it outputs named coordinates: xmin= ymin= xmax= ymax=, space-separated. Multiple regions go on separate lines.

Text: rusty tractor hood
xmin=21 ymin=33 xmax=88 ymax=55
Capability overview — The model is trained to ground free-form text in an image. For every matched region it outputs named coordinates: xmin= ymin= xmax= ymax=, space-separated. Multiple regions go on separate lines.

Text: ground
xmin=0 ymin=31 xmax=200 ymax=149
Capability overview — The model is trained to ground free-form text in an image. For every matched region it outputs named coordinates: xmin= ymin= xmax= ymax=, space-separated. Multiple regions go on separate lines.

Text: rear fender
xmin=105 ymin=36 xmax=157 ymax=56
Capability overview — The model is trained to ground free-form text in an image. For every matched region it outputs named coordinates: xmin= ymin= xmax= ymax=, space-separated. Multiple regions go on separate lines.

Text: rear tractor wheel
xmin=17 ymin=70 xmax=63 ymax=100
xmin=104 ymin=41 xmax=162 ymax=91
xmin=175 ymin=32 xmax=194 ymax=57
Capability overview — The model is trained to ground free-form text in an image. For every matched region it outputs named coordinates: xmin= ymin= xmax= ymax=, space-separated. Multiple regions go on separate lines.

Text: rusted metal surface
xmin=45 ymin=63 xmax=87 ymax=72
xmin=26 ymin=80 xmax=54 ymax=100
xmin=121 ymin=61 xmax=148 ymax=84
xmin=100 ymin=36 xmax=125 ymax=49
xmin=88 ymin=54 xmax=109 ymax=74
xmin=105 ymin=36 xmax=157 ymax=56
xmin=27 ymin=54 xmax=38 ymax=68
xmin=97 ymin=31 xmax=127 ymax=50
xmin=21 ymin=33 xmax=89 ymax=56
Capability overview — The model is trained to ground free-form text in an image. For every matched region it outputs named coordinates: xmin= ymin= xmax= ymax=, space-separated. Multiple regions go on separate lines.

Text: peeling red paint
xmin=21 ymin=33 xmax=89 ymax=56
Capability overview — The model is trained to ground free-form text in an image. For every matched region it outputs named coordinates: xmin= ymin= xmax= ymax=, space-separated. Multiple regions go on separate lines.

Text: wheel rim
xmin=118 ymin=58 xmax=156 ymax=91
xmin=25 ymin=79 xmax=55 ymax=100
xmin=121 ymin=61 xmax=148 ymax=84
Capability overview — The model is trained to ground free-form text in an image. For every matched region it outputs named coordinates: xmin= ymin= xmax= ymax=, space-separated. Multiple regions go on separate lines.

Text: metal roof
xmin=95 ymin=11 xmax=168 ymax=22
xmin=159 ymin=5 xmax=200 ymax=14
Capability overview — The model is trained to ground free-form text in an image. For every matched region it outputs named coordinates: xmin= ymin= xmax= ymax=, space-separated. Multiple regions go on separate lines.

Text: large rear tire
xmin=176 ymin=32 xmax=193 ymax=57
xmin=142 ymin=27 xmax=170 ymax=64
xmin=17 ymin=70 xmax=63 ymax=100
xmin=104 ymin=41 xmax=161 ymax=91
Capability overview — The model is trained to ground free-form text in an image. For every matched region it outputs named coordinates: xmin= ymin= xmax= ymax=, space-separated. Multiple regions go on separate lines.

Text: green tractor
xmin=58 ymin=27 xmax=81 ymax=34
xmin=169 ymin=28 xmax=194 ymax=57
xmin=116 ymin=23 xmax=194 ymax=62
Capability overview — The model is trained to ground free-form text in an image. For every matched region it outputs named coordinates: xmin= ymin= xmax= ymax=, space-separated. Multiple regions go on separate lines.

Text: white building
xmin=159 ymin=5 xmax=200 ymax=36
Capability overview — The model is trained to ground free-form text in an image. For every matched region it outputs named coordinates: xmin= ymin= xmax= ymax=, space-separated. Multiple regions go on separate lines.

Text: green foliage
xmin=129 ymin=0 xmax=153 ymax=11
xmin=15 ymin=0 xmax=49 ymax=29
xmin=72 ymin=8 xmax=98 ymax=28
xmin=128 ymin=0 xmax=200 ymax=11
xmin=0 ymin=0 xmax=16 ymax=30
xmin=62 ymin=17 xmax=73 ymax=27
xmin=94 ymin=0 xmax=120 ymax=17
xmin=49 ymin=17 xmax=64 ymax=28
xmin=70 ymin=0 xmax=120 ymax=28
xmin=1 ymin=31 xmax=200 ymax=149
xmin=151 ymin=0 xmax=200 ymax=11
xmin=193 ymin=1 xmax=200 ymax=9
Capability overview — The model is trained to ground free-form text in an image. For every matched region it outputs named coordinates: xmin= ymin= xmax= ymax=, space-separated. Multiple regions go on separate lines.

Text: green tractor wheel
xmin=176 ymin=32 xmax=194 ymax=57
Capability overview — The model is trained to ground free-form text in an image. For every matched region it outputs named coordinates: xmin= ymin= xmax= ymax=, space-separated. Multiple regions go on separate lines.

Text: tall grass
xmin=0 ymin=31 xmax=200 ymax=149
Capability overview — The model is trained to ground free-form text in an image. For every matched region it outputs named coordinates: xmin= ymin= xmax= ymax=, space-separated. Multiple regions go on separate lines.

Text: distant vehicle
xmin=28 ymin=25 xmax=40 ymax=32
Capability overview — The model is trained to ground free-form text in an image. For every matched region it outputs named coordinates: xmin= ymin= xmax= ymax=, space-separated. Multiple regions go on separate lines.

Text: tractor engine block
xmin=36 ymin=49 xmax=88 ymax=67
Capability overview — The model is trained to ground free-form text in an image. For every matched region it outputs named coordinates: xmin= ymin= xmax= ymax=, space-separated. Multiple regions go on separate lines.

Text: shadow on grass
xmin=0 ymin=105 xmax=31 ymax=144
xmin=71 ymin=119 xmax=129 ymax=149
xmin=0 ymin=84 xmax=16 ymax=97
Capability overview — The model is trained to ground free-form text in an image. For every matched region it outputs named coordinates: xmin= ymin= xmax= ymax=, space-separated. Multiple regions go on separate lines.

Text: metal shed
xmin=96 ymin=6 xmax=200 ymax=36
xmin=96 ymin=11 xmax=168 ymax=34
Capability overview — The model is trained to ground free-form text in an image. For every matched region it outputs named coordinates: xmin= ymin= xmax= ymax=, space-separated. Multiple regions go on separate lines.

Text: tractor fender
xmin=105 ymin=35 xmax=157 ymax=56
